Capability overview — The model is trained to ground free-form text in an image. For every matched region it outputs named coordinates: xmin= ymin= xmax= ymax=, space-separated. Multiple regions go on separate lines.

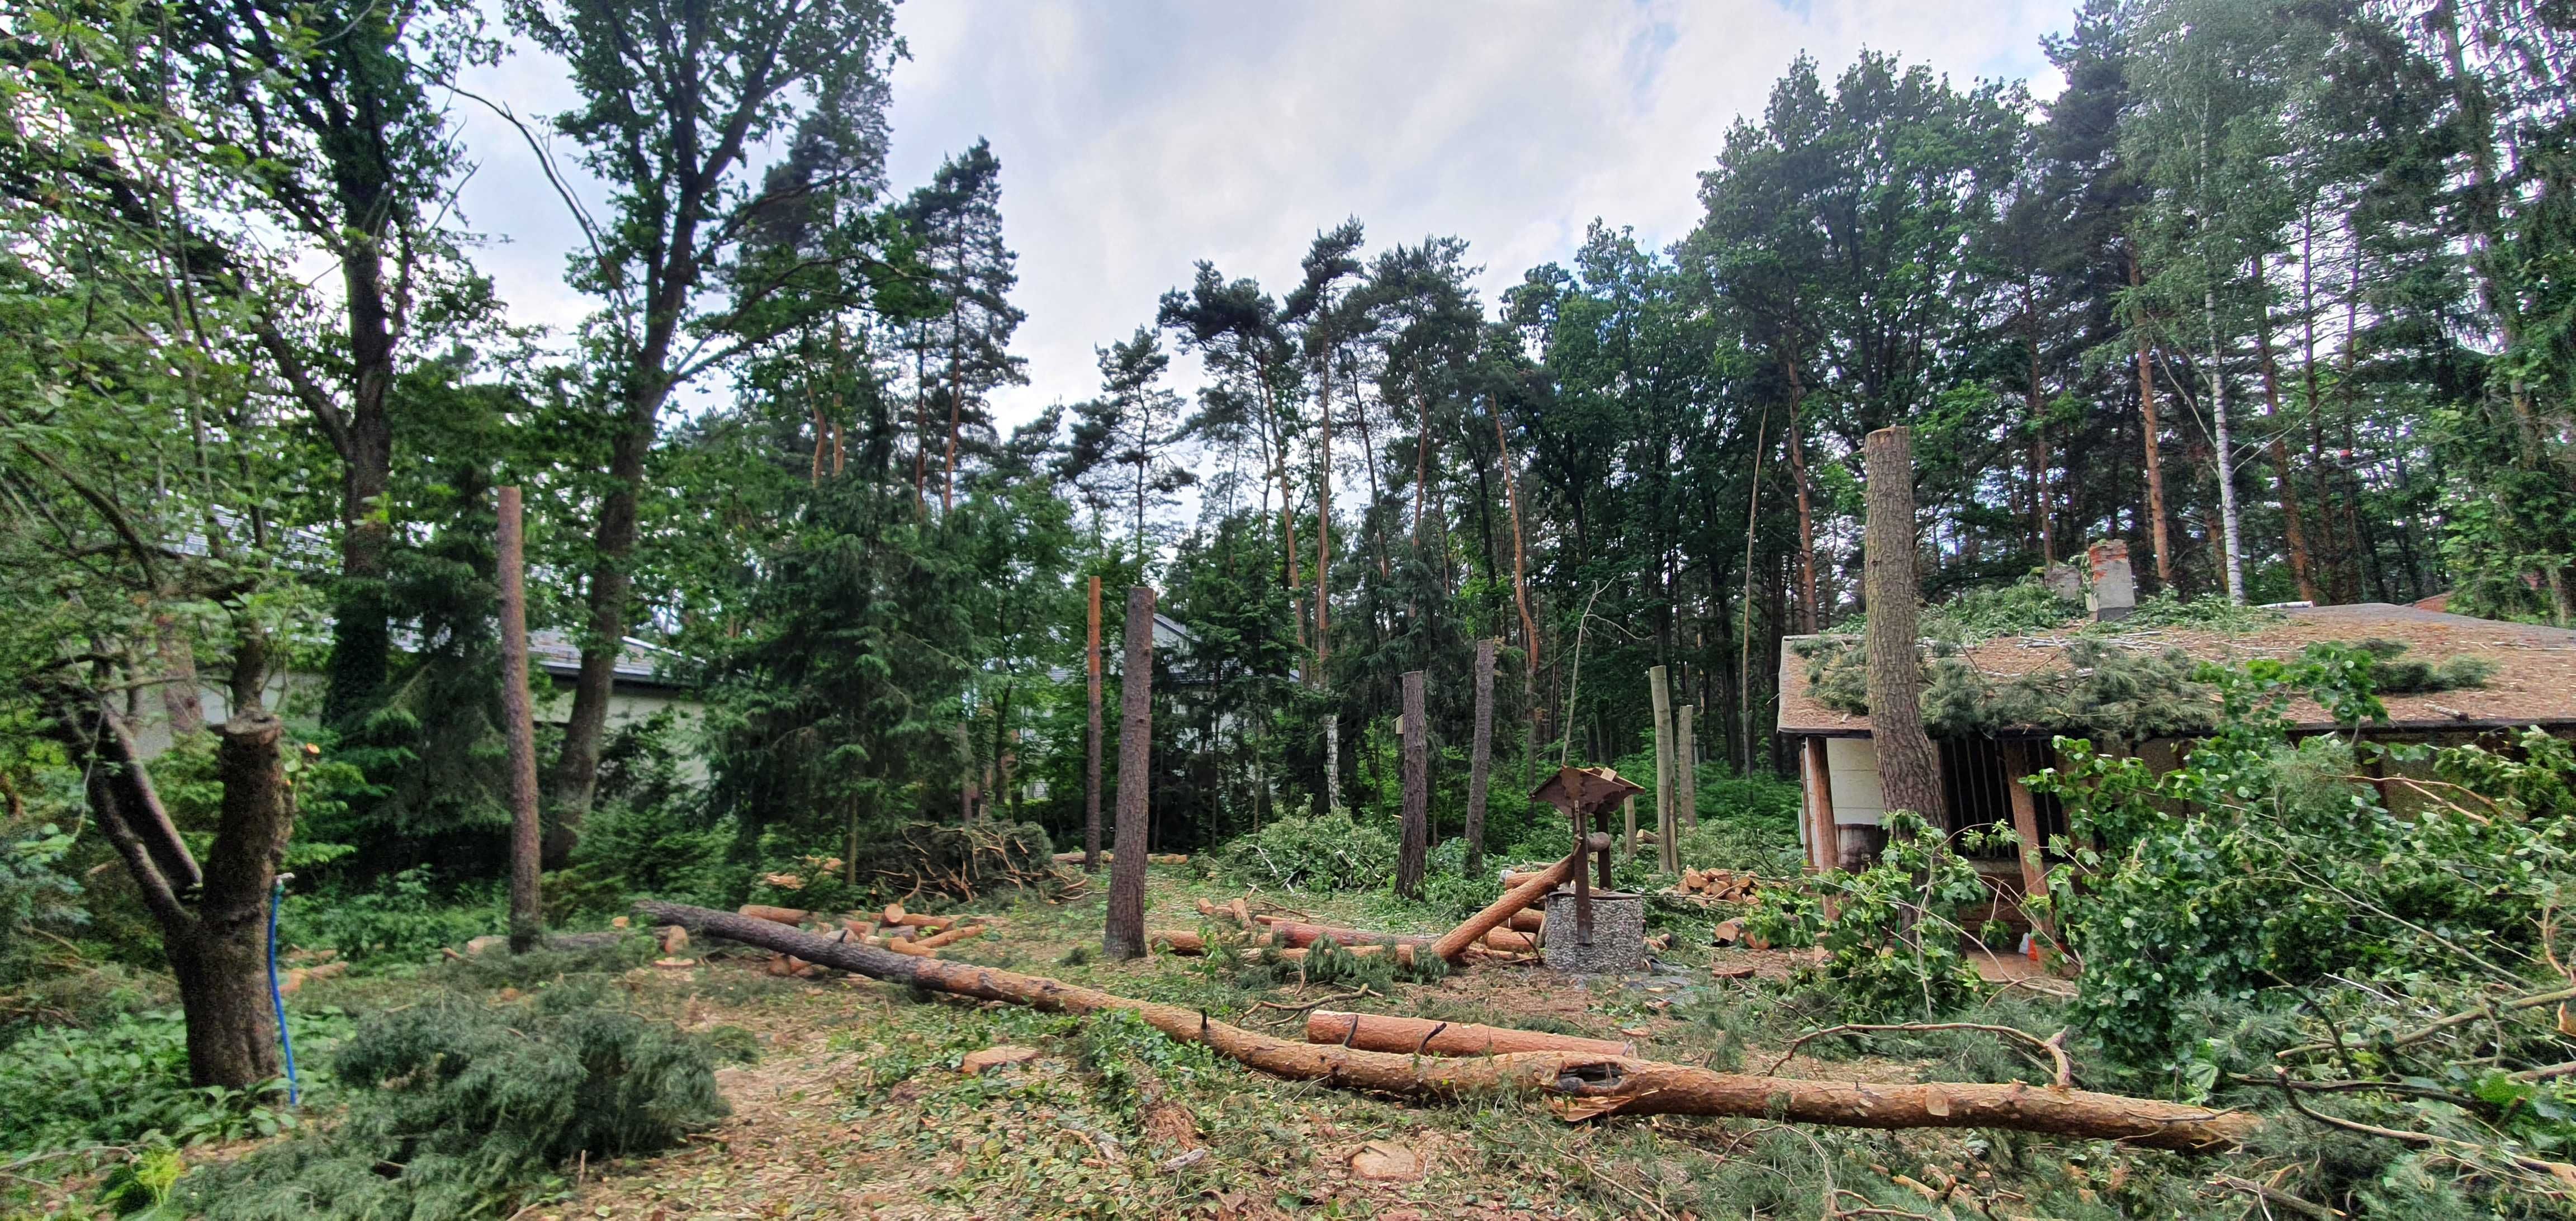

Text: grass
xmin=7 ymin=851 xmax=2351 ymax=1219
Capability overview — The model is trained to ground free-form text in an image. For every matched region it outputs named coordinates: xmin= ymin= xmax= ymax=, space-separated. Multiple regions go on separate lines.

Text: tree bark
xmin=1314 ymin=339 xmax=1333 ymax=685
xmin=2203 ymin=283 xmax=2247 ymax=604
xmin=498 ymin=488 xmax=544 ymax=953
xmin=1864 ymin=427 xmax=1943 ymax=826
xmin=1105 ymin=586 xmax=1154 ymax=959
xmin=645 ymin=902 xmax=2256 ymax=1152
xmin=1396 ymin=670 xmax=1429 ymax=898
xmin=1308 ymin=1011 xmax=1633 ymax=1058
xmin=2129 ymin=248 xmax=2177 ymax=590
xmin=154 ymin=613 xmax=204 ymax=737
xmin=1782 ymin=351 xmax=1820 ymax=632
xmin=1464 ymin=640 xmax=1495 ymax=877
xmin=2023 ymin=281 xmax=2054 ymax=565
xmin=2255 ymin=263 xmax=2318 ymax=604
xmin=1650 ymin=666 xmax=1678 ymax=874
xmin=168 ymin=713 xmax=293 ymax=1089
xmin=1086 ymin=576 xmax=1104 ymax=872
xmin=1676 ymin=703 xmax=1698 ymax=832
xmin=1429 ymin=839 xmax=1599 ymax=962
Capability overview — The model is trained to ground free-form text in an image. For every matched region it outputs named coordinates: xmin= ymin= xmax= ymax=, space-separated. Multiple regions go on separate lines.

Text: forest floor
xmin=381 ymin=862 xmax=2204 ymax=1221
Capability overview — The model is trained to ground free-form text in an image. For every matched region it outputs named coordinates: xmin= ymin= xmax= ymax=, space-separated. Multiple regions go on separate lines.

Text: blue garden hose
xmin=266 ymin=873 xmax=300 ymax=1106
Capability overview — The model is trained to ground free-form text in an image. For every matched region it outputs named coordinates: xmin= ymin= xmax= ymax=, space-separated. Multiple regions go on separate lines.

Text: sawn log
xmin=640 ymin=902 xmax=2256 ymax=1152
xmin=1308 ymin=1010 xmax=1632 ymax=1058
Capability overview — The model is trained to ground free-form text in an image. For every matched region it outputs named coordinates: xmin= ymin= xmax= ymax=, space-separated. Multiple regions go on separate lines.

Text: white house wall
xmin=1823 ymin=737 xmax=1886 ymax=826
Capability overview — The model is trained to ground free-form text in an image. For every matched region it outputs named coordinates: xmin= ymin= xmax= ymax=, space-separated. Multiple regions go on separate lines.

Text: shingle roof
xmin=1777 ymin=603 xmax=2576 ymax=737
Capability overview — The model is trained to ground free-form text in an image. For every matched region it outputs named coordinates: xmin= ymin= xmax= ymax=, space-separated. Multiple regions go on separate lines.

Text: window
xmin=1936 ymin=736 xmax=2064 ymax=862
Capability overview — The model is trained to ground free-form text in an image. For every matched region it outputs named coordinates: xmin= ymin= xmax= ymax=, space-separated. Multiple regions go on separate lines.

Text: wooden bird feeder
xmin=1530 ymin=765 xmax=1646 ymax=946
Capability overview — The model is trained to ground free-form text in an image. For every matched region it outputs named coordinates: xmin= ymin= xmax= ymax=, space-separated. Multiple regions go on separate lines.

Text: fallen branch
xmin=1309 ymin=1010 xmax=1633 ymax=1057
xmin=2210 ymin=1173 xmax=2341 ymax=1219
xmin=642 ymin=902 xmax=2257 ymax=1151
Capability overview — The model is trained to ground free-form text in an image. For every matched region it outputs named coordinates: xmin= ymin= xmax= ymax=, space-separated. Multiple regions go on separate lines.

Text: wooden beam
xmin=1800 ymin=736 xmax=1836 ymax=873
xmin=2001 ymin=740 xmax=2056 ymax=949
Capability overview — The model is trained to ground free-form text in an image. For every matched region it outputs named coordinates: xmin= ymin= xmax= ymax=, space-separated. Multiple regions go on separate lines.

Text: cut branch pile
xmin=640 ymin=901 xmax=2258 ymax=1152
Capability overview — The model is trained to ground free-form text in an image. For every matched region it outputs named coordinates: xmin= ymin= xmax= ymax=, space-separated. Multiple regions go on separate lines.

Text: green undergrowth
xmin=188 ymin=980 xmax=731 ymax=1221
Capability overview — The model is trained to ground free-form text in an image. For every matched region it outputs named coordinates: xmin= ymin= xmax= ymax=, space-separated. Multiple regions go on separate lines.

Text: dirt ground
xmin=495 ymin=864 xmax=2104 ymax=1221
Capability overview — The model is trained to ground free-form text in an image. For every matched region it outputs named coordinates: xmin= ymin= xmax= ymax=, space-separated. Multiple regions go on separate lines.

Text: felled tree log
xmin=1431 ymin=839 xmax=1604 ymax=963
xmin=1506 ymin=909 xmax=1545 ymax=934
xmin=1051 ymin=850 xmax=1190 ymax=865
xmin=740 ymin=904 xmax=811 ymax=926
xmin=879 ymin=924 xmax=984 ymax=957
xmin=1308 ymin=1010 xmax=1632 ymax=1058
xmin=1263 ymin=921 xmax=1436 ymax=950
xmin=1149 ymin=930 xmax=1206 ymax=954
xmin=640 ymin=902 xmax=2257 ymax=1152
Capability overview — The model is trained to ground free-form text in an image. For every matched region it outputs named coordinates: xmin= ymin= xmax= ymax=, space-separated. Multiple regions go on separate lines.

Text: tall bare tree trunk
xmin=1314 ymin=351 xmax=1332 ymax=683
xmin=941 ymin=335 xmax=964 ymax=513
xmin=1086 ymin=576 xmax=1104 ymax=871
xmin=1864 ymin=427 xmax=1942 ymax=826
xmin=1464 ymin=640 xmax=1495 ymax=877
xmin=2254 ymin=263 xmax=2318 ymax=604
xmin=1489 ymin=403 xmax=1540 ymax=793
xmin=1104 ymin=586 xmax=1155 ymax=959
xmin=1677 ymin=704 xmax=1698 ymax=832
xmin=1396 ymin=670 xmax=1429 ymax=898
xmin=1782 ymin=352 xmax=1820 ymax=632
xmin=2129 ymin=249 xmax=2177 ymax=590
xmin=498 ymin=488 xmax=543 ymax=953
xmin=2023 ymin=282 xmax=2054 ymax=565
xmin=1650 ymin=665 xmax=1678 ymax=874
xmin=2204 ymin=283 xmax=2247 ymax=604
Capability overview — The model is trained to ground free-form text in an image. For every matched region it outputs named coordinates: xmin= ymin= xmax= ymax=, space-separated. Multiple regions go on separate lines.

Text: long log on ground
xmin=740 ymin=904 xmax=811 ymax=925
xmin=1309 ymin=1010 xmax=1632 ymax=1058
xmin=1052 ymin=850 xmax=1188 ymax=865
xmin=1149 ymin=930 xmax=1206 ymax=954
xmin=640 ymin=902 xmax=2256 ymax=1152
xmin=1263 ymin=921 xmax=1436 ymax=949
xmin=1431 ymin=838 xmax=1604 ymax=962
xmin=1507 ymin=909 xmax=1544 ymax=934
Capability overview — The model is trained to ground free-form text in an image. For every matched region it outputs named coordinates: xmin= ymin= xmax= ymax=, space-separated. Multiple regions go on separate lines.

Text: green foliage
xmin=0 ymin=1007 xmax=351 ymax=1154
xmin=280 ymin=868 xmax=502 ymax=970
xmin=1212 ymin=812 xmax=1396 ymax=893
xmin=191 ymin=986 xmax=726 ymax=1220
xmin=1745 ymin=812 xmax=1988 ymax=1021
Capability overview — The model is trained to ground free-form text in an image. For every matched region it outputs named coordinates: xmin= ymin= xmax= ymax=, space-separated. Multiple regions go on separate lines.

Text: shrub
xmin=191 ymin=984 xmax=727 ymax=1221
xmin=1212 ymin=812 xmax=1395 ymax=893
xmin=1744 ymin=812 xmax=1987 ymax=1022
xmin=280 ymin=867 xmax=503 ymax=969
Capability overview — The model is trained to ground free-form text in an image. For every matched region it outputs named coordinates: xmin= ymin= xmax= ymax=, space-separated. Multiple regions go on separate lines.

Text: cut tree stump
xmin=1308 ymin=1010 xmax=1633 ymax=1058
xmin=640 ymin=901 xmax=2258 ymax=1152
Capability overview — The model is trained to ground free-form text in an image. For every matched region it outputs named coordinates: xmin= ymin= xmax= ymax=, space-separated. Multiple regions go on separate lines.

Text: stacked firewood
xmin=1668 ymin=868 xmax=1764 ymax=903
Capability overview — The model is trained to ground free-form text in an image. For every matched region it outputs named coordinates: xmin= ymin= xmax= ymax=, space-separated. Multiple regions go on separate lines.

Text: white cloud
xmin=453 ymin=0 xmax=2070 ymax=424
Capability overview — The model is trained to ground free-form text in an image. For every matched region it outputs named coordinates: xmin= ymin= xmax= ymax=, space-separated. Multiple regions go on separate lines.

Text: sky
xmin=450 ymin=0 xmax=2072 ymax=429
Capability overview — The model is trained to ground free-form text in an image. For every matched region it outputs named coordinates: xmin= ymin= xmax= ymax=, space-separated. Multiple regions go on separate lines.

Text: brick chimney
xmin=2086 ymin=539 xmax=2136 ymax=623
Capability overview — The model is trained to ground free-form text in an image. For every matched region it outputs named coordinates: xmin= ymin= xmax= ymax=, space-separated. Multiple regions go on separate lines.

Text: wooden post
xmin=497 ymin=486 xmax=543 ymax=954
xmin=1464 ymin=640 xmax=1495 ymax=878
xmin=1396 ymin=670 xmax=1429 ymax=898
xmin=2002 ymin=740 xmax=2056 ymax=948
xmin=1105 ymin=586 xmax=1155 ymax=959
xmin=1863 ymin=427 xmax=1944 ymax=828
xmin=1085 ymin=576 xmax=1104 ymax=872
xmin=1622 ymin=794 xmax=1638 ymax=859
xmin=1801 ymin=737 xmax=1837 ymax=873
xmin=1650 ymin=665 xmax=1678 ymax=874
xmin=1677 ymin=703 xmax=1698 ymax=832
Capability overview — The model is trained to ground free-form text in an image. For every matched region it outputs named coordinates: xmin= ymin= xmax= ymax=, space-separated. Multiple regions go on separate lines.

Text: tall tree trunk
xmin=1104 ymin=586 xmax=1155 ymax=959
xmin=1314 ymin=348 xmax=1333 ymax=684
xmin=2022 ymin=282 xmax=2054 ymax=565
xmin=320 ymin=242 xmax=396 ymax=733
xmin=1782 ymin=351 xmax=1819 ymax=632
xmin=498 ymin=488 xmax=543 ymax=953
xmin=1863 ymin=427 xmax=1942 ymax=826
xmin=2203 ymin=284 xmax=2247 ymax=604
xmin=912 ymin=352 xmax=932 ymax=511
xmin=2299 ymin=212 xmax=2338 ymax=603
xmin=1086 ymin=576 xmax=1104 ymax=871
xmin=1650 ymin=665 xmax=1678 ymax=874
xmin=2129 ymin=249 xmax=2177 ymax=590
xmin=1396 ymin=670 xmax=1429 ymax=898
xmin=941 ymin=332 xmax=964 ymax=512
xmin=1488 ymin=402 xmax=1539 ymax=793
xmin=1677 ymin=703 xmax=1698 ymax=831
xmin=2254 ymin=262 xmax=2318 ymax=604
xmin=547 ymin=382 xmax=660 ymax=846
xmin=1464 ymin=639 xmax=1495 ymax=877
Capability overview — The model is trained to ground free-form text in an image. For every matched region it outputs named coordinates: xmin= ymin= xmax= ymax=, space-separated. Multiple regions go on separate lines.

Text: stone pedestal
xmin=1541 ymin=889 xmax=1646 ymax=974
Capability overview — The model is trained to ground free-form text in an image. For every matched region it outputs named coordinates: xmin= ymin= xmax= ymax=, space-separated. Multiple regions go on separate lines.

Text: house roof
xmin=528 ymin=629 xmax=690 ymax=689
xmin=1777 ymin=603 xmax=2576 ymax=738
